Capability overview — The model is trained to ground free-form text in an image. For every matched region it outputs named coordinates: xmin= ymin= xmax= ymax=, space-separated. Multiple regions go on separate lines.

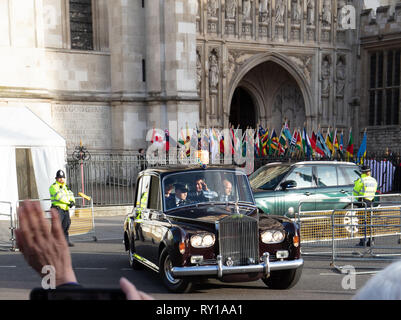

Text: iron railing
xmin=66 ymin=151 xmax=401 ymax=207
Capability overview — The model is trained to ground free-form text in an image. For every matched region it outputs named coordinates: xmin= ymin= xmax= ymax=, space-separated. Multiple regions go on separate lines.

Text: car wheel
xmin=262 ymin=265 xmax=303 ymax=290
xmin=159 ymin=248 xmax=193 ymax=293
xmin=128 ymin=237 xmax=143 ymax=270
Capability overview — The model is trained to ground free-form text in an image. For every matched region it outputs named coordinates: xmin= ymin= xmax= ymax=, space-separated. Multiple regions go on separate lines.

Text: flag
xmin=259 ymin=125 xmax=269 ymax=156
xmin=186 ymin=125 xmax=191 ymax=158
xmin=283 ymin=121 xmax=292 ymax=143
xmin=339 ymin=131 xmax=344 ymax=154
xmin=310 ymin=131 xmax=317 ymax=151
xmin=151 ymin=128 xmax=164 ymax=147
xmin=356 ymin=130 xmax=367 ymax=165
xmin=325 ymin=128 xmax=334 ymax=156
xmin=317 ymin=131 xmax=331 ymax=158
xmin=230 ymin=126 xmax=236 ymax=155
xmin=333 ymin=129 xmax=339 ymax=150
xmin=220 ymin=133 xmax=225 ymax=155
xmin=302 ymin=128 xmax=312 ymax=159
xmin=290 ymin=129 xmax=297 ymax=147
xmin=164 ymin=129 xmax=170 ymax=152
xmin=310 ymin=131 xmax=321 ymax=157
xmin=209 ymin=128 xmax=219 ymax=163
xmin=318 ymin=130 xmax=331 ymax=158
xmin=197 ymin=126 xmax=202 ymax=151
xmin=270 ymin=129 xmax=279 ymax=155
xmin=254 ymin=130 xmax=261 ymax=156
xmin=278 ymin=127 xmax=287 ymax=155
xmin=346 ymin=129 xmax=354 ymax=160
xmin=178 ymin=128 xmax=185 ymax=146
xmin=296 ymin=129 xmax=303 ymax=151
xmin=233 ymin=126 xmax=242 ymax=157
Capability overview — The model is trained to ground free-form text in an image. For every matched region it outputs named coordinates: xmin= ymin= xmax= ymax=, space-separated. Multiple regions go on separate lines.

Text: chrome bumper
xmin=171 ymin=253 xmax=303 ymax=278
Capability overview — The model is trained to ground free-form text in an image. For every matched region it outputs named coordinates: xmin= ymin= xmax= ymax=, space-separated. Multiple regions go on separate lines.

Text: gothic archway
xmin=227 ymin=52 xmax=313 ymax=130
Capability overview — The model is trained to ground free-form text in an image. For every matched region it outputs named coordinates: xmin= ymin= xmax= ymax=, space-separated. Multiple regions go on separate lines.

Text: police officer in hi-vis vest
xmin=353 ymin=165 xmax=378 ymax=247
xmin=49 ymin=170 xmax=76 ymax=247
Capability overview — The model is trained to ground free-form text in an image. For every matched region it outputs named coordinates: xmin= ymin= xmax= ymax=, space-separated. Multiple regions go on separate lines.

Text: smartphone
xmin=30 ymin=287 xmax=126 ymax=300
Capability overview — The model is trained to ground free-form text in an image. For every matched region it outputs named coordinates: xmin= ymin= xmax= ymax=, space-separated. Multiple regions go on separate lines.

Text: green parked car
xmin=249 ymin=161 xmax=362 ymax=216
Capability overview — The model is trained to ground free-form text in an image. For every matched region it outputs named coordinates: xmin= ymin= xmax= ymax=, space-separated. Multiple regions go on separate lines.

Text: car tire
xmin=128 ymin=237 xmax=143 ymax=270
xmin=262 ymin=265 xmax=303 ymax=290
xmin=159 ymin=248 xmax=193 ymax=293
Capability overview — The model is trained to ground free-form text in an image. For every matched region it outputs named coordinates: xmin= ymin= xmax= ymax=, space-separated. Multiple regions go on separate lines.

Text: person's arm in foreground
xmin=15 ymin=200 xmax=153 ymax=300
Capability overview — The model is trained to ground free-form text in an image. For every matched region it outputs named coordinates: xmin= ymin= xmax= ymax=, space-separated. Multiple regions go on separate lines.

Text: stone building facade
xmin=358 ymin=2 xmax=401 ymax=153
xmin=0 ymin=0 xmax=399 ymax=153
xmin=196 ymin=0 xmax=362 ymax=136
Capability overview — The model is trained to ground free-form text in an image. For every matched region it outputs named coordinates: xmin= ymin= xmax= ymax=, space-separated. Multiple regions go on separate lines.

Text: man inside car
xmin=189 ymin=176 xmax=210 ymax=203
xmin=165 ymin=183 xmax=192 ymax=209
xmin=219 ymin=179 xmax=236 ymax=202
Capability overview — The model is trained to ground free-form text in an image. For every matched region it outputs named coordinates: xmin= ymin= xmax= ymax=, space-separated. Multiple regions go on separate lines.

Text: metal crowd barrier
xmin=15 ymin=197 xmax=97 ymax=245
xmin=0 ymin=201 xmax=16 ymax=251
xmin=294 ymin=194 xmax=401 ymax=271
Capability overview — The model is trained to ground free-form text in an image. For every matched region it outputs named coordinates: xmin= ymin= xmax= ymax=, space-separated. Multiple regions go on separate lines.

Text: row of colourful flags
xmin=253 ymin=123 xmax=367 ymax=164
xmin=150 ymin=123 xmax=368 ymax=164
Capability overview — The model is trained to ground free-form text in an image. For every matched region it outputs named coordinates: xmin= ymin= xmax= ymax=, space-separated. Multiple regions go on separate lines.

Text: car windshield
xmin=162 ymin=169 xmax=254 ymax=211
xmin=249 ymin=164 xmax=291 ymax=190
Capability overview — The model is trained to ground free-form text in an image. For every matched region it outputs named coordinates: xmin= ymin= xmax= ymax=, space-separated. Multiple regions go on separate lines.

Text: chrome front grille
xmin=218 ymin=215 xmax=259 ymax=266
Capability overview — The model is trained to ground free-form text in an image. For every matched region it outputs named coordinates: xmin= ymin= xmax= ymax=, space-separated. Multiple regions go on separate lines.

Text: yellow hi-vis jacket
xmin=353 ymin=174 xmax=378 ymax=201
xmin=135 ymin=191 xmax=148 ymax=221
xmin=49 ymin=181 xmax=75 ymax=211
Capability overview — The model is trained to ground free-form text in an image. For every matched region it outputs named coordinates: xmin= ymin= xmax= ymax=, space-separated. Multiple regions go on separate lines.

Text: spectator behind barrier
xmin=15 ymin=200 xmax=154 ymax=300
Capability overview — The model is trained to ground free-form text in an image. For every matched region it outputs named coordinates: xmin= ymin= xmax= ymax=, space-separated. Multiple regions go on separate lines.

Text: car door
xmin=314 ymin=165 xmax=343 ymax=211
xmin=134 ymin=175 xmax=153 ymax=260
xmin=277 ymin=165 xmax=316 ymax=215
xmin=146 ymin=175 xmax=166 ymax=265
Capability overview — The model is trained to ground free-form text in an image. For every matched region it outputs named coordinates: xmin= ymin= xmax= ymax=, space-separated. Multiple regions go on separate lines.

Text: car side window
xmin=316 ymin=166 xmax=337 ymax=187
xmin=148 ymin=176 xmax=161 ymax=210
xmin=286 ymin=166 xmax=313 ymax=188
xmin=343 ymin=166 xmax=361 ymax=184
xmin=137 ymin=175 xmax=150 ymax=209
xmin=135 ymin=176 xmax=144 ymax=207
xmin=337 ymin=167 xmax=349 ymax=185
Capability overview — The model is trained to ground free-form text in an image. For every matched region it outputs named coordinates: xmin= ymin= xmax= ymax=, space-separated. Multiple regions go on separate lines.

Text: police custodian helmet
xmin=55 ymin=169 xmax=66 ymax=179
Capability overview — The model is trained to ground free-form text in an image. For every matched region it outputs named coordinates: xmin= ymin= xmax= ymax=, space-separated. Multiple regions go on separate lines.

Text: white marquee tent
xmin=0 ymin=106 xmax=66 ymax=220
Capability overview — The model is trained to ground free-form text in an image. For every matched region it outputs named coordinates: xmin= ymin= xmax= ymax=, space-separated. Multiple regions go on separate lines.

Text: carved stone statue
xmin=242 ymin=0 xmax=251 ymax=20
xmin=275 ymin=0 xmax=286 ymax=24
xmin=337 ymin=0 xmax=346 ymax=29
xmin=208 ymin=0 xmax=218 ymax=17
xmin=209 ymin=52 xmax=219 ymax=91
xmin=307 ymin=0 xmax=315 ymax=25
xmin=322 ymin=0 xmax=331 ymax=27
xmin=259 ymin=0 xmax=269 ymax=23
xmin=196 ymin=50 xmax=202 ymax=91
xmin=336 ymin=58 xmax=346 ymax=97
xmin=292 ymin=0 xmax=302 ymax=24
xmin=321 ymin=57 xmax=331 ymax=96
xmin=226 ymin=0 xmax=237 ymax=19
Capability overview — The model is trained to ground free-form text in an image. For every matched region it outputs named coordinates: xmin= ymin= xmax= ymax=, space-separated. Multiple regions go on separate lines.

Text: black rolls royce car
xmin=123 ymin=165 xmax=303 ymax=293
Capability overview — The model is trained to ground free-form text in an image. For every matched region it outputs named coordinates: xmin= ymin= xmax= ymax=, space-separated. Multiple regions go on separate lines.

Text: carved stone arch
xmin=236 ymin=78 xmax=266 ymax=121
xmin=227 ymin=52 xmax=314 ymax=127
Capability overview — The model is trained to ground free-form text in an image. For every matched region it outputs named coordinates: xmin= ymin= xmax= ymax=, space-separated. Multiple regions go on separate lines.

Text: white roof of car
xmin=265 ymin=161 xmax=357 ymax=166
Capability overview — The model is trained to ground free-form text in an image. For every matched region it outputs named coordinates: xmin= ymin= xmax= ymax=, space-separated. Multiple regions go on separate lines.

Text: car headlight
xmin=261 ymin=230 xmax=285 ymax=244
xmin=190 ymin=233 xmax=215 ymax=248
